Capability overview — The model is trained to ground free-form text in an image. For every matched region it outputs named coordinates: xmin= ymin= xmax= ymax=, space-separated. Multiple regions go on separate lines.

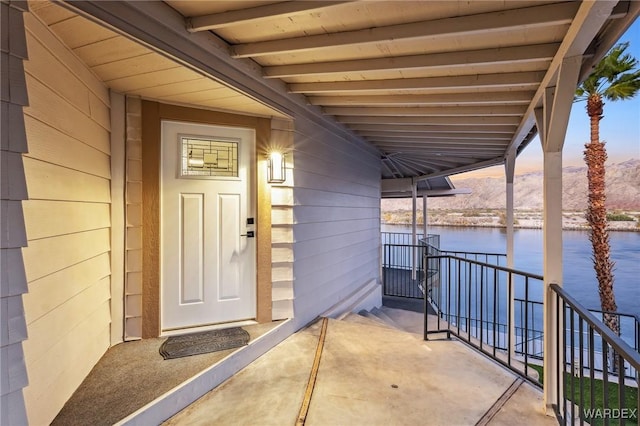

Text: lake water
xmin=382 ymin=224 xmax=640 ymax=319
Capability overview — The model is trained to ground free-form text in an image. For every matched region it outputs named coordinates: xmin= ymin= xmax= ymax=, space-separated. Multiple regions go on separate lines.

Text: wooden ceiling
xmin=34 ymin=0 xmax=638 ymax=182
xmin=165 ymin=0 xmax=637 ymax=180
xmin=29 ymin=1 xmax=287 ymax=119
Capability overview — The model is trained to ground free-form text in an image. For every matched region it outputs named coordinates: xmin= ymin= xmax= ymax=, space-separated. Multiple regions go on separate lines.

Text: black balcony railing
xmin=381 ymin=232 xmax=440 ymax=298
xmin=549 ymin=284 xmax=640 ymax=426
xmin=423 ymin=253 xmax=544 ymax=385
xmin=383 ymin=244 xmax=428 ymax=298
xmin=382 ymin=231 xmax=639 ymax=423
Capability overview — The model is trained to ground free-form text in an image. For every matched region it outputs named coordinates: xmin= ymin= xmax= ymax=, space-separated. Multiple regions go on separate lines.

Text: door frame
xmin=141 ymin=101 xmax=272 ymax=338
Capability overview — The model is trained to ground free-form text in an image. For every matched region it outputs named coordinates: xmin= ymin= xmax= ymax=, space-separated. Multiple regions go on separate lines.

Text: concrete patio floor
xmin=164 ymin=309 xmax=557 ymax=426
xmin=51 ymin=321 xmax=285 ymax=426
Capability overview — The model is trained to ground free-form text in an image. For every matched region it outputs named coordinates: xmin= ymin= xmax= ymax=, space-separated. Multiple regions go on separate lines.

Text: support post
xmin=411 ymin=180 xmax=417 ymax=280
xmin=505 ymin=150 xmax=516 ymax=269
xmin=536 ymin=55 xmax=582 ymax=416
xmin=542 ymin=148 xmax=564 ymax=414
xmin=422 ymin=195 xmax=428 ymax=242
xmin=505 ymin=149 xmax=516 ymax=362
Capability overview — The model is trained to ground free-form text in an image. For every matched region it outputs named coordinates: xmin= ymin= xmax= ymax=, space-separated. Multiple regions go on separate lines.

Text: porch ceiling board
xmin=287 ymin=72 xmax=547 ymax=94
xmin=375 ymin=145 xmax=505 ymax=154
xmin=31 ymin=2 xmax=288 ymax=119
xmin=262 ymin=44 xmax=560 ymax=79
xmin=55 ymin=0 xmax=637 ymax=181
xmin=348 ymin=124 xmax=517 ymax=134
xmin=307 ymin=91 xmax=536 ymax=107
xmin=358 ymin=132 xmax=513 ymax=142
xmin=228 ymin=2 xmax=578 ymax=59
xmin=323 ymin=106 xmax=528 ymax=117
xmin=334 ymin=116 xmax=524 ymax=126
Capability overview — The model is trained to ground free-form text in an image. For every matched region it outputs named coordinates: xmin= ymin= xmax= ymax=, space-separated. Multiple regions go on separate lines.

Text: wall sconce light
xmin=267 ymin=152 xmax=286 ymax=184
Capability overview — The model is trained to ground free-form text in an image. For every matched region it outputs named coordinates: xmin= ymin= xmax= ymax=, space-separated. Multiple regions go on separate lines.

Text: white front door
xmin=161 ymin=120 xmax=256 ymax=332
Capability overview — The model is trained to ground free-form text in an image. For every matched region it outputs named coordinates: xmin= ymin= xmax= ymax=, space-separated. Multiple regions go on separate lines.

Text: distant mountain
xmin=383 ymin=159 xmax=640 ymax=211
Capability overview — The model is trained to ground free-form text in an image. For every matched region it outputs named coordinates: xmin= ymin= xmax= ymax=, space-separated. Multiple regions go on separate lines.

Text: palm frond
xmin=576 ymin=42 xmax=640 ymax=102
xmin=603 ymin=70 xmax=640 ymax=101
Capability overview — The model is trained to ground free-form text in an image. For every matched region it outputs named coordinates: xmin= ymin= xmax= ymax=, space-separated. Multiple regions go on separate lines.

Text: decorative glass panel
xmin=180 ymin=135 xmax=238 ymax=178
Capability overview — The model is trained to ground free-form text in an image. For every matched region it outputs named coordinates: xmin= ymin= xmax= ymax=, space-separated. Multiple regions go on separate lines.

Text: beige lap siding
xmin=20 ymin=12 xmax=112 ymax=425
xmin=124 ymin=96 xmax=143 ymax=339
xmin=1 ymin=1 xmax=30 ymax=425
xmin=269 ymin=118 xmax=295 ymax=320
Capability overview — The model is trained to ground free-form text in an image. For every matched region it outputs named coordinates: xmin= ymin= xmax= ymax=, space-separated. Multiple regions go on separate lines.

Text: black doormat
xmin=160 ymin=327 xmax=250 ymax=360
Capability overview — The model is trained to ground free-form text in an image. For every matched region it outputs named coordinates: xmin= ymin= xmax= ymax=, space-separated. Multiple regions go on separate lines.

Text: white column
xmin=504 ymin=150 xmax=516 ymax=362
xmin=536 ymin=55 xmax=581 ymax=415
xmin=505 ymin=151 xmax=516 ymax=269
xmin=542 ymin=149 xmax=564 ymax=413
xmin=411 ymin=181 xmax=417 ymax=280
xmin=422 ymin=195 xmax=428 ymax=241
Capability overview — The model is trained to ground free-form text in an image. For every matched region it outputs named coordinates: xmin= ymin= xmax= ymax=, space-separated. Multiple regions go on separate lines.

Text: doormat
xmin=159 ymin=327 xmax=250 ymax=360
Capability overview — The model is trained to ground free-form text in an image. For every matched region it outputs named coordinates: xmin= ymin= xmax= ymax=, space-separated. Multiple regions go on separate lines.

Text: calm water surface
xmin=383 ymin=224 xmax=640 ymax=318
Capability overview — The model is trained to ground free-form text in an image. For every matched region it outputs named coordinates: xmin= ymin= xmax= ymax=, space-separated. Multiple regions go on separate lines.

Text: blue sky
xmin=458 ymin=18 xmax=640 ymax=179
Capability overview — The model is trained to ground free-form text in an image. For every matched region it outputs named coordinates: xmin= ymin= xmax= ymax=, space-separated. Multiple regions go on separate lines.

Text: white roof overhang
xmin=55 ymin=1 xmax=638 ymax=189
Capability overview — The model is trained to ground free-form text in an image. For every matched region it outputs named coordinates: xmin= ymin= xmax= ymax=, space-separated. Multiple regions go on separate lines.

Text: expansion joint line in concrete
xmin=296 ymin=317 xmax=329 ymax=426
xmin=474 ymin=377 xmax=524 ymax=426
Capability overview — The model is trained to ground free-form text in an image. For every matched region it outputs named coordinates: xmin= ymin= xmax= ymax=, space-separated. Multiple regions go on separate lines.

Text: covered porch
xmin=2 ymin=1 xmax=638 ymax=425
xmin=52 ymin=304 xmax=556 ymax=426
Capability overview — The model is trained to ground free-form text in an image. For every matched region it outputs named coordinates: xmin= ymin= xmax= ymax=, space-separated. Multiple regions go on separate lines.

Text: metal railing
xmin=438 ymin=250 xmax=506 ymax=267
xmin=381 ymin=232 xmax=440 ymax=298
xmin=382 ymin=231 xmax=639 ymax=423
xmin=383 ymin=243 xmax=428 ymax=298
xmin=550 ymin=284 xmax=640 ymax=425
xmin=423 ymin=254 xmax=544 ymax=385
xmin=590 ymin=310 xmax=640 ymax=359
xmin=382 ymin=232 xmax=505 ymax=299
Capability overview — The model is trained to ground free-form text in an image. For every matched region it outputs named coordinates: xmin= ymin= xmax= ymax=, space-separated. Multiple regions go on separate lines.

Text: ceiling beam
xmin=357 ymin=132 xmax=512 ymax=141
xmin=308 ymin=91 xmax=535 ymax=106
xmin=507 ymin=1 xmax=620 ymax=154
xmin=385 ymin=155 xmax=480 ymax=169
xmin=264 ymin=43 xmax=558 ymax=78
xmin=392 ymin=159 xmax=427 ymax=175
xmin=348 ymin=124 xmax=516 ymax=133
xmin=186 ymin=1 xmax=350 ymax=32
xmin=375 ymin=148 xmax=505 ymax=156
xmin=415 ymin=157 xmax=506 ymax=180
xmin=289 ymin=71 xmax=545 ymax=94
xmin=324 ymin=105 xmax=527 ymax=117
xmin=395 ymin=156 xmax=459 ymax=170
xmin=381 ymin=157 xmax=404 ymax=178
xmin=543 ymin=56 xmax=582 ymax=152
xmin=374 ymin=148 xmax=506 ymax=157
xmin=390 ymin=155 xmax=478 ymax=167
xmin=231 ymin=2 xmax=578 ymax=58
xmin=335 ymin=115 xmax=522 ymax=126
xmin=373 ymin=144 xmax=505 ymax=153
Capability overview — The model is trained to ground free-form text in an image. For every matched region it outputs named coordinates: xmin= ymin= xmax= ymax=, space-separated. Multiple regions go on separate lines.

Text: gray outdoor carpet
xmin=160 ymin=327 xmax=250 ymax=359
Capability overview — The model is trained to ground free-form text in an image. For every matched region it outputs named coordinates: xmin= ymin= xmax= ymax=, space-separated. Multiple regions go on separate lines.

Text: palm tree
xmin=575 ymin=42 xmax=640 ymax=335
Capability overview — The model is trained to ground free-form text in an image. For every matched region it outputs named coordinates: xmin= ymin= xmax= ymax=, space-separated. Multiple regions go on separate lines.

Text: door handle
xmin=241 ymin=231 xmax=255 ymax=238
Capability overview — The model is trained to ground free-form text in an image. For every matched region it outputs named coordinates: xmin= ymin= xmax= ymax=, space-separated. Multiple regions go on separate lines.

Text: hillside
xmin=382 ymin=159 xmax=640 ymax=212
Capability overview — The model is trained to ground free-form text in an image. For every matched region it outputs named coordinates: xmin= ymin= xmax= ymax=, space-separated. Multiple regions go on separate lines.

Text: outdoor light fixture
xmin=267 ymin=152 xmax=286 ymax=184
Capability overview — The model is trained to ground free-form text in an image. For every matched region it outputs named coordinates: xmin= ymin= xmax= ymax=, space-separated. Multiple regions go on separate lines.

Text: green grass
xmin=606 ymin=213 xmax=635 ymax=221
xmin=529 ymin=364 xmax=638 ymax=425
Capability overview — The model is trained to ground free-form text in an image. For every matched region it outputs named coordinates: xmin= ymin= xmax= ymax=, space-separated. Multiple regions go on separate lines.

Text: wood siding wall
xmin=270 ymin=118 xmax=294 ymax=319
xmin=125 ymin=96 xmax=143 ymax=339
xmin=290 ymin=119 xmax=381 ymax=327
xmin=20 ymin=12 xmax=111 ymax=425
xmin=1 ymin=1 xmax=30 ymax=424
